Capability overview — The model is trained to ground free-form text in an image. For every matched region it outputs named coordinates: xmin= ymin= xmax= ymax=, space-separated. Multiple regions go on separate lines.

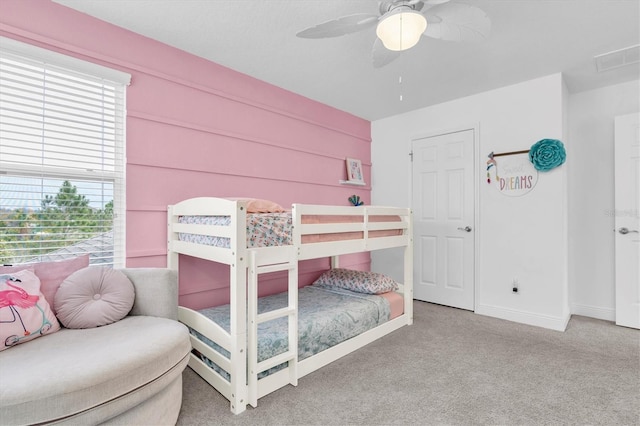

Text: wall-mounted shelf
xmin=339 ymin=180 xmax=366 ymax=186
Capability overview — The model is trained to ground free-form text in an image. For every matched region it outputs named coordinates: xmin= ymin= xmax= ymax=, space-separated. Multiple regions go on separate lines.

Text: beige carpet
xmin=177 ymin=301 xmax=639 ymax=425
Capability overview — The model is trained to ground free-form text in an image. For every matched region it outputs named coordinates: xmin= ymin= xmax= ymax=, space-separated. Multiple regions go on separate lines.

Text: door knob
xmin=618 ymin=227 xmax=639 ymax=235
xmin=457 ymin=226 xmax=472 ymax=232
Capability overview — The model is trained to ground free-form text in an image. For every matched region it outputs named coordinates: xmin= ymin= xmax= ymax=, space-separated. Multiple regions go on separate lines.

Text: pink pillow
xmin=54 ymin=267 xmax=135 ymax=329
xmin=34 ymin=255 xmax=90 ymax=313
xmin=227 ymin=198 xmax=286 ymax=213
xmin=0 ymin=264 xmax=34 ymax=274
xmin=0 ymin=270 xmax=60 ymax=351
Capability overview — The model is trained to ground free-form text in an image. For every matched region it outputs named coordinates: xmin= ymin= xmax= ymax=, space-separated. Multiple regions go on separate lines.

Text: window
xmin=0 ymin=37 xmax=130 ymax=267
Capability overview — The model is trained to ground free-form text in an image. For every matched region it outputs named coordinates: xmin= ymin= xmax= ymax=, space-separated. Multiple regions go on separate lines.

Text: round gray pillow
xmin=54 ymin=267 xmax=135 ymax=329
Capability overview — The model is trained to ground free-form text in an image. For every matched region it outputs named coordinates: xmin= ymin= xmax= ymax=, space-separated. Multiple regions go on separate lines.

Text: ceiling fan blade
xmin=372 ymin=38 xmax=401 ymax=68
xmin=296 ymin=13 xmax=379 ymax=39
xmin=423 ymin=3 xmax=491 ymax=42
xmin=422 ymin=0 xmax=452 ymax=5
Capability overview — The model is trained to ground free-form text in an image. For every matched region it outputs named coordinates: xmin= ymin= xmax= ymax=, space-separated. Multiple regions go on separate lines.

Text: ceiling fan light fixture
xmin=376 ymin=9 xmax=427 ymax=51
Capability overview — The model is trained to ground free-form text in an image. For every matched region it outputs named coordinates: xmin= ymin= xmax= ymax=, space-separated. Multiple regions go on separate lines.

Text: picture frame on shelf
xmin=345 ymin=158 xmax=365 ymax=184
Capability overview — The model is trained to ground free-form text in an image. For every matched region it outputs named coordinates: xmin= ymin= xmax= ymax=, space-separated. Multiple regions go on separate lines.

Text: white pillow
xmin=0 ymin=270 xmax=60 ymax=351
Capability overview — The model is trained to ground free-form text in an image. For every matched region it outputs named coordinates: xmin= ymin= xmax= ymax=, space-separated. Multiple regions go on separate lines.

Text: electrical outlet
xmin=512 ymin=279 xmax=519 ymax=293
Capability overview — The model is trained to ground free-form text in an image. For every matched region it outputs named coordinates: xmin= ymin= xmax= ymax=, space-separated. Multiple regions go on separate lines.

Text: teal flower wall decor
xmin=529 ymin=139 xmax=566 ymax=171
xmin=348 ymin=195 xmax=363 ymax=206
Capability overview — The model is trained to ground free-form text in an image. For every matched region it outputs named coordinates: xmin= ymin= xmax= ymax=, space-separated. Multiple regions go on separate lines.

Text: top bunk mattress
xmin=178 ymin=212 xmax=402 ymax=249
xmin=179 ymin=212 xmax=291 ymax=248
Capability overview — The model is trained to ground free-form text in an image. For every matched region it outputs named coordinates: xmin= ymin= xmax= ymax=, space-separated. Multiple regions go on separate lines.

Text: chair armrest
xmin=119 ymin=268 xmax=178 ymax=320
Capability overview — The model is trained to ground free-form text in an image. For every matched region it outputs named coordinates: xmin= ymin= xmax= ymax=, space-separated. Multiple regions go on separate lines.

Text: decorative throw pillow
xmin=34 ymin=255 xmax=90 ymax=313
xmin=54 ymin=266 xmax=135 ymax=329
xmin=313 ymin=268 xmax=399 ymax=294
xmin=0 ymin=264 xmax=34 ymax=274
xmin=0 ymin=270 xmax=60 ymax=351
xmin=227 ymin=198 xmax=286 ymax=213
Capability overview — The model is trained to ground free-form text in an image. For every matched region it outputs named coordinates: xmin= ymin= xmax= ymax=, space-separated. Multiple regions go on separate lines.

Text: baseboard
xmin=570 ymin=303 xmax=615 ymax=322
xmin=475 ymin=304 xmax=571 ymax=331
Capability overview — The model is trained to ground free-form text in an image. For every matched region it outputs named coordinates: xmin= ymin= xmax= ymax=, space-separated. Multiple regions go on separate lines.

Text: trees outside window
xmin=0 ymin=180 xmax=113 ymax=264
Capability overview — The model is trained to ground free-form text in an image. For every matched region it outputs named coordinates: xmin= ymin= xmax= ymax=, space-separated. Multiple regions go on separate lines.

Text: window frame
xmin=0 ymin=37 xmax=130 ymax=267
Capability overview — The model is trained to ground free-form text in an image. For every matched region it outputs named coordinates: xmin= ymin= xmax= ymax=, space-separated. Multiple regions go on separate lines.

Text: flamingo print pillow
xmin=0 ymin=270 xmax=60 ymax=351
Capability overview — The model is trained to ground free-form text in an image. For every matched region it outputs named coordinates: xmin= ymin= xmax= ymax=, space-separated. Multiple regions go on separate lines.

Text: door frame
xmin=614 ymin=112 xmax=640 ymax=329
xmin=409 ymin=123 xmax=480 ymax=310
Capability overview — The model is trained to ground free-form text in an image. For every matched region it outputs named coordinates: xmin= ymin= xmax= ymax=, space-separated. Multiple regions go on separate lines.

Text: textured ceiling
xmin=54 ymin=0 xmax=640 ymax=121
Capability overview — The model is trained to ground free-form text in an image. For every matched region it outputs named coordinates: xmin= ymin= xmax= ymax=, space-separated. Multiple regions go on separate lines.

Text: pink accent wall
xmin=1 ymin=1 xmax=372 ymax=309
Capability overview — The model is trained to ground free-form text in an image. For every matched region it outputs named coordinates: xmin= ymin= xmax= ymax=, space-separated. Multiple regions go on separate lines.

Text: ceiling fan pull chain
xmin=399 ymin=12 xmax=404 ymax=101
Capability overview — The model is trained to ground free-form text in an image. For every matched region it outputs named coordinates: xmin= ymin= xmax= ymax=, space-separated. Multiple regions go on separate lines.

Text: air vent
xmin=594 ymin=44 xmax=640 ymax=72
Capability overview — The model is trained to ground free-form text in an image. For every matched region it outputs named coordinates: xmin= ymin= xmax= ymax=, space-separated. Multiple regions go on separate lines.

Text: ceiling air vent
xmin=594 ymin=44 xmax=640 ymax=72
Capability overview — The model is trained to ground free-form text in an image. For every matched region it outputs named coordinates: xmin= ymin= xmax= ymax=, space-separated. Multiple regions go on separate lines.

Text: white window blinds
xmin=0 ymin=37 xmax=130 ymax=267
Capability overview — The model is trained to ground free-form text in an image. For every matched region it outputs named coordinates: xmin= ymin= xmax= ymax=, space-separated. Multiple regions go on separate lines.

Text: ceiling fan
xmin=296 ymin=0 xmax=490 ymax=68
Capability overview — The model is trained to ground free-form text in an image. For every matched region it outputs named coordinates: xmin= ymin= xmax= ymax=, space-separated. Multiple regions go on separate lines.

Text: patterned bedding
xmin=178 ymin=213 xmax=402 ymax=249
xmin=191 ymin=284 xmax=392 ymax=381
xmin=179 ymin=213 xmax=291 ymax=248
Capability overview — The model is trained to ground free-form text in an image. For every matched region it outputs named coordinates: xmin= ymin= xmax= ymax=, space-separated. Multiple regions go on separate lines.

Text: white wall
xmin=372 ymin=73 xmax=570 ymax=330
xmin=568 ymin=80 xmax=640 ymax=321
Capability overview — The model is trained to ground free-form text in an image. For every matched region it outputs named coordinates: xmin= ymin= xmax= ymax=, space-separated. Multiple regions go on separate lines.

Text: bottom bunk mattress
xmin=190 ymin=284 xmax=403 ymax=380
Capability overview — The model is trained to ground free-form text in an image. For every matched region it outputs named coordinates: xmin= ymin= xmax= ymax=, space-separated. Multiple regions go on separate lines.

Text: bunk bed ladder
xmin=247 ymin=247 xmax=298 ymax=408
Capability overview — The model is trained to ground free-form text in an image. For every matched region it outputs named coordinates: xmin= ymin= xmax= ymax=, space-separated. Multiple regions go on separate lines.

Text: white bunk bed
xmin=167 ymin=197 xmax=413 ymax=414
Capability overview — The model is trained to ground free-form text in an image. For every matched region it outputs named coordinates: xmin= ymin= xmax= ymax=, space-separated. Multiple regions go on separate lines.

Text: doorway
xmin=614 ymin=112 xmax=640 ymax=329
xmin=412 ymin=128 xmax=476 ymax=310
